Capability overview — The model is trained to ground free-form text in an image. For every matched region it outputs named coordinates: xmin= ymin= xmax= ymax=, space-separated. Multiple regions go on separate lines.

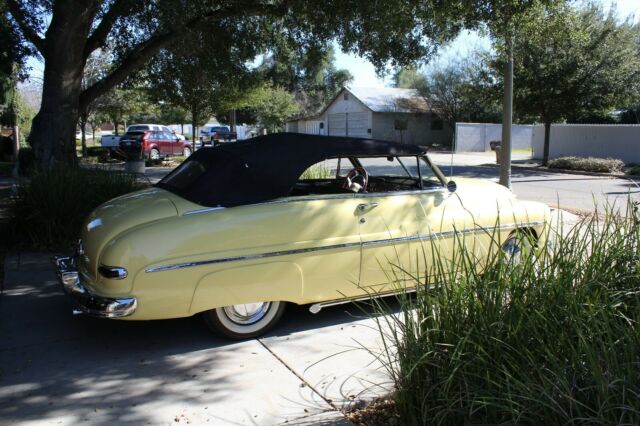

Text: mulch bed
xmin=345 ymin=397 xmax=401 ymax=426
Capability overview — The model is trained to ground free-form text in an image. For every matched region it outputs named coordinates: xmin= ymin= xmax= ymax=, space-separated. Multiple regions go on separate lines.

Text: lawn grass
xmin=373 ymin=205 xmax=640 ymax=425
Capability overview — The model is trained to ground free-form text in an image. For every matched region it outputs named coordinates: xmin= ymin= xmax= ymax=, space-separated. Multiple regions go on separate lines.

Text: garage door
xmin=347 ymin=112 xmax=369 ymax=138
xmin=328 ymin=113 xmax=346 ymax=136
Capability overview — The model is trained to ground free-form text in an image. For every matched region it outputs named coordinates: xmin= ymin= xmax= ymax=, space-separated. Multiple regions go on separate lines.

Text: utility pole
xmin=499 ymin=34 xmax=513 ymax=189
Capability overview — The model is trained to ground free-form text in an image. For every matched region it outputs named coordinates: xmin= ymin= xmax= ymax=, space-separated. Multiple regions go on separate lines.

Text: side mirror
xmin=447 ymin=180 xmax=457 ymax=193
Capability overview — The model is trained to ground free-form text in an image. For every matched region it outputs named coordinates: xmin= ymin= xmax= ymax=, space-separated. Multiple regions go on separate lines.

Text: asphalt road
xmin=448 ymin=164 xmax=639 ymax=214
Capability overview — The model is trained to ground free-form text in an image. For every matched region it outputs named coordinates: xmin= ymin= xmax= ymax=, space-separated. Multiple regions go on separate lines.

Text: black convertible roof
xmin=158 ymin=133 xmax=428 ymax=208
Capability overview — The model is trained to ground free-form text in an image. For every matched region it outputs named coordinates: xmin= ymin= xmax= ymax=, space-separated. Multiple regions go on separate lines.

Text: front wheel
xmin=183 ymin=147 xmax=191 ymax=157
xmin=202 ymin=301 xmax=286 ymax=339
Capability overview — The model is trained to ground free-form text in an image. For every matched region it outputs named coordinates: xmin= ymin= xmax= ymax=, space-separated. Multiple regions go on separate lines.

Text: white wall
xmin=532 ymin=124 xmax=640 ymax=163
xmin=455 ymin=123 xmax=534 ymax=152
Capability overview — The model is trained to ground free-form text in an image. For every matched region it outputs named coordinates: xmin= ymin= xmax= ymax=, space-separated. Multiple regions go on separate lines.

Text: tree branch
xmin=6 ymin=0 xmax=45 ymax=53
xmin=84 ymin=0 xmax=132 ymax=58
xmin=80 ymin=2 xmax=287 ymax=109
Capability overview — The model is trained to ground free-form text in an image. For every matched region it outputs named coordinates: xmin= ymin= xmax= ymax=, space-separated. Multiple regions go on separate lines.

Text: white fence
xmin=531 ymin=124 xmax=640 ymax=164
xmin=455 ymin=123 xmax=535 ymax=152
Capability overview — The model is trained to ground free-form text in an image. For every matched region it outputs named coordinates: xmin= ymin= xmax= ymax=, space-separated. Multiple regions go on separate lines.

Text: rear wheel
xmin=202 ymin=301 xmax=286 ymax=339
xmin=183 ymin=147 xmax=191 ymax=157
xmin=149 ymin=148 xmax=160 ymax=161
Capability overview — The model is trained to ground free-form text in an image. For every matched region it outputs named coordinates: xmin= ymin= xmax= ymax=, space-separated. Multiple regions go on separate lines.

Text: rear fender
xmin=189 ymin=261 xmax=303 ymax=314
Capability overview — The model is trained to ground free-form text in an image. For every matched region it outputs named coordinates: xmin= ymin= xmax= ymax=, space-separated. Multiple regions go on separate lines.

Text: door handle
xmin=358 ymin=202 xmax=379 ymax=211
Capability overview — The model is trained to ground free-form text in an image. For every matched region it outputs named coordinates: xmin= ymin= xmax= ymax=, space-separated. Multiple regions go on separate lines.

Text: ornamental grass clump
xmin=373 ymin=205 xmax=640 ymax=425
xmin=548 ymin=156 xmax=624 ymax=173
xmin=10 ymin=166 xmax=143 ymax=249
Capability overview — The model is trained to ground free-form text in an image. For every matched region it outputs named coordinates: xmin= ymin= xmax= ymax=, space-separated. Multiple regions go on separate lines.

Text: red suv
xmin=119 ymin=130 xmax=192 ymax=160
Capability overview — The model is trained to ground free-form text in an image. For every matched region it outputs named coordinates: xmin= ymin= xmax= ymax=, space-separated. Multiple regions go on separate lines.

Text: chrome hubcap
xmin=150 ymin=150 xmax=159 ymax=160
xmin=223 ymin=302 xmax=271 ymax=325
xmin=502 ymin=237 xmax=523 ymax=264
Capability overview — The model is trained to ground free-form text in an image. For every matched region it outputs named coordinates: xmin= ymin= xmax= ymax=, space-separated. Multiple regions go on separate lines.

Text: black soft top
xmin=158 ymin=133 xmax=427 ymax=208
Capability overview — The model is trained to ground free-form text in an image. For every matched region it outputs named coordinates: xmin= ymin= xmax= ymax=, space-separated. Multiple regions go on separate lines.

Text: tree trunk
xmin=191 ymin=111 xmax=198 ymax=152
xmin=543 ymin=122 xmax=551 ymax=166
xmin=79 ymin=114 xmax=88 ymax=157
xmin=113 ymin=119 xmax=119 ymax=136
xmin=499 ymin=35 xmax=514 ymax=189
xmin=27 ymin=1 xmax=97 ymax=169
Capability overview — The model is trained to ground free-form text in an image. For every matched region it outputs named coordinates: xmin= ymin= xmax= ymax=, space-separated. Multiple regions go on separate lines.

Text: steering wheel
xmin=343 ymin=167 xmax=369 ymax=193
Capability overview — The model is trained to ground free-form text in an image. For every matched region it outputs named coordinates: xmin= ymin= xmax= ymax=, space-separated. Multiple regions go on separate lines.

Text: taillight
xmin=141 ymin=131 xmax=150 ymax=148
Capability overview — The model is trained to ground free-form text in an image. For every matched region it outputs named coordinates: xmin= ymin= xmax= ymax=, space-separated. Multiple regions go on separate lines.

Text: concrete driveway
xmin=1 ymin=254 xmax=394 ymax=425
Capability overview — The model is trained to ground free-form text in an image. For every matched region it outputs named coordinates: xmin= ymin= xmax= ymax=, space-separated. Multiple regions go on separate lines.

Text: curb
xmin=480 ymin=163 xmax=640 ymax=181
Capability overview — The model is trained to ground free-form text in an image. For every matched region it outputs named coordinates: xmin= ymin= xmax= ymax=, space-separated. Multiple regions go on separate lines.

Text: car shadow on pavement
xmin=0 ymin=253 xmax=394 ymax=424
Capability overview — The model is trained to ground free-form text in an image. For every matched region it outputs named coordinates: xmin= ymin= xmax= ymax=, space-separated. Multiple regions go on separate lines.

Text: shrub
xmin=374 ymin=205 xmax=640 ymax=425
xmin=625 ymin=163 xmax=640 ymax=176
xmin=17 ymin=147 xmax=34 ymax=175
xmin=548 ymin=156 xmax=624 ymax=173
xmin=86 ymin=146 xmax=109 ymax=157
xmin=10 ymin=167 xmax=144 ymax=249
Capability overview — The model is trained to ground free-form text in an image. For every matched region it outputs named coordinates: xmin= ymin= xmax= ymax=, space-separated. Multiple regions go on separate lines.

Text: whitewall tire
xmin=202 ymin=301 xmax=286 ymax=339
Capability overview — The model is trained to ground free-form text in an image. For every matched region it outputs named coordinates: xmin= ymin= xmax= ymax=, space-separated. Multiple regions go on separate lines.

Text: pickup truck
xmin=200 ymin=126 xmax=237 ymax=146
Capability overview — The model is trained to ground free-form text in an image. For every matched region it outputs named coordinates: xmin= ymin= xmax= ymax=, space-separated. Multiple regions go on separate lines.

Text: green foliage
xmin=625 ymin=164 xmax=640 ymax=176
xmin=16 ymin=146 xmax=33 ymax=174
xmin=252 ymin=85 xmax=299 ymax=132
xmin=374 ymin=207 xmax=640 ymax=424
xmin=300 ymin=163 xmax=332 ymax=180
xmin=508 ymin=4 xmax=640 ymax=125
xmin=257 ymin=44 xmax=353 ymax=116
xmin=391 ymin=66 xmax=425 ymax=90
xmin=0 ymin=0 xmax=31 ymax=108
xmin=548 ymin=156 xmax=625 ymax=173
xmin=412 ymin=54 xmax=501 ymax=131
xmin=10 ymin=167 xmax=144 ymax=249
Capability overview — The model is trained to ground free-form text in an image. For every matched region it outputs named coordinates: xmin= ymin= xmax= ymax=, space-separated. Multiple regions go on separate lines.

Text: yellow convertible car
xmin=54 ymin=133 xmax=550 ymax=339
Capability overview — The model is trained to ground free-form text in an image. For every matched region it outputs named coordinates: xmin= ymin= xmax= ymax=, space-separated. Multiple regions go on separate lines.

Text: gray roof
xmin=346 ymin=87 xmax=428 ymax=113
xmin=286 ymin=86 xmax=430 ymax=123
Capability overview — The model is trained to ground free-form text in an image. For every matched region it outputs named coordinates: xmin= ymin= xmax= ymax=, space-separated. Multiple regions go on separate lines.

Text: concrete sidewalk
xmin=0 ymin=254 xmax=398 ymax=425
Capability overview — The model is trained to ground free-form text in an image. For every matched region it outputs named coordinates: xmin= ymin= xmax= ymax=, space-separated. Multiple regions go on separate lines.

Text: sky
xmin=24 ymin=0 xmax=640 ymax=87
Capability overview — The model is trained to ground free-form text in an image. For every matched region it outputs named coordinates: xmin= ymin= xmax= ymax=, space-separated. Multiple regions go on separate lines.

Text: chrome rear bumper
xmin=52 ymin=256 xmax=137 ymax=318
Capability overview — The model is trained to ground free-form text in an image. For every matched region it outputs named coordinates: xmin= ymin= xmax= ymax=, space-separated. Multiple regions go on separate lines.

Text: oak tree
xmin=6 ymin=0 xmax=447 ymax=168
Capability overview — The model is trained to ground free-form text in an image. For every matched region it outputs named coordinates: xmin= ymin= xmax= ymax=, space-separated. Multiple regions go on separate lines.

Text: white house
xmin=285 ymin=87 xmax=452 ymax=146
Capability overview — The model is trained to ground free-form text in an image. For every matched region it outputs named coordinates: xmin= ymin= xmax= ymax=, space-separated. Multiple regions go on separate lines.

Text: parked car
xmin=53 ymin=133 xmax=551 ymax=339
xmin=118 ymin=129 xmax=192 ymax=160
xmin=101 ymin=124 xmax=185 ymax=150
xmin=200 ymin=125 xmax=236 ymax=146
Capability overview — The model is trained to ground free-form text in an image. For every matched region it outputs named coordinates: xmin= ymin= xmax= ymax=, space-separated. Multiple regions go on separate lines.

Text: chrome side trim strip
xmin=183 ymin=206 xmax=225 ymax=216
xmin=145 ymin=221 xmax=544 ymax=273
xmin=145 ymin=241 xmax=362 ymax=273
xmin=360 ymin=221 xmax=544 ymax=248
